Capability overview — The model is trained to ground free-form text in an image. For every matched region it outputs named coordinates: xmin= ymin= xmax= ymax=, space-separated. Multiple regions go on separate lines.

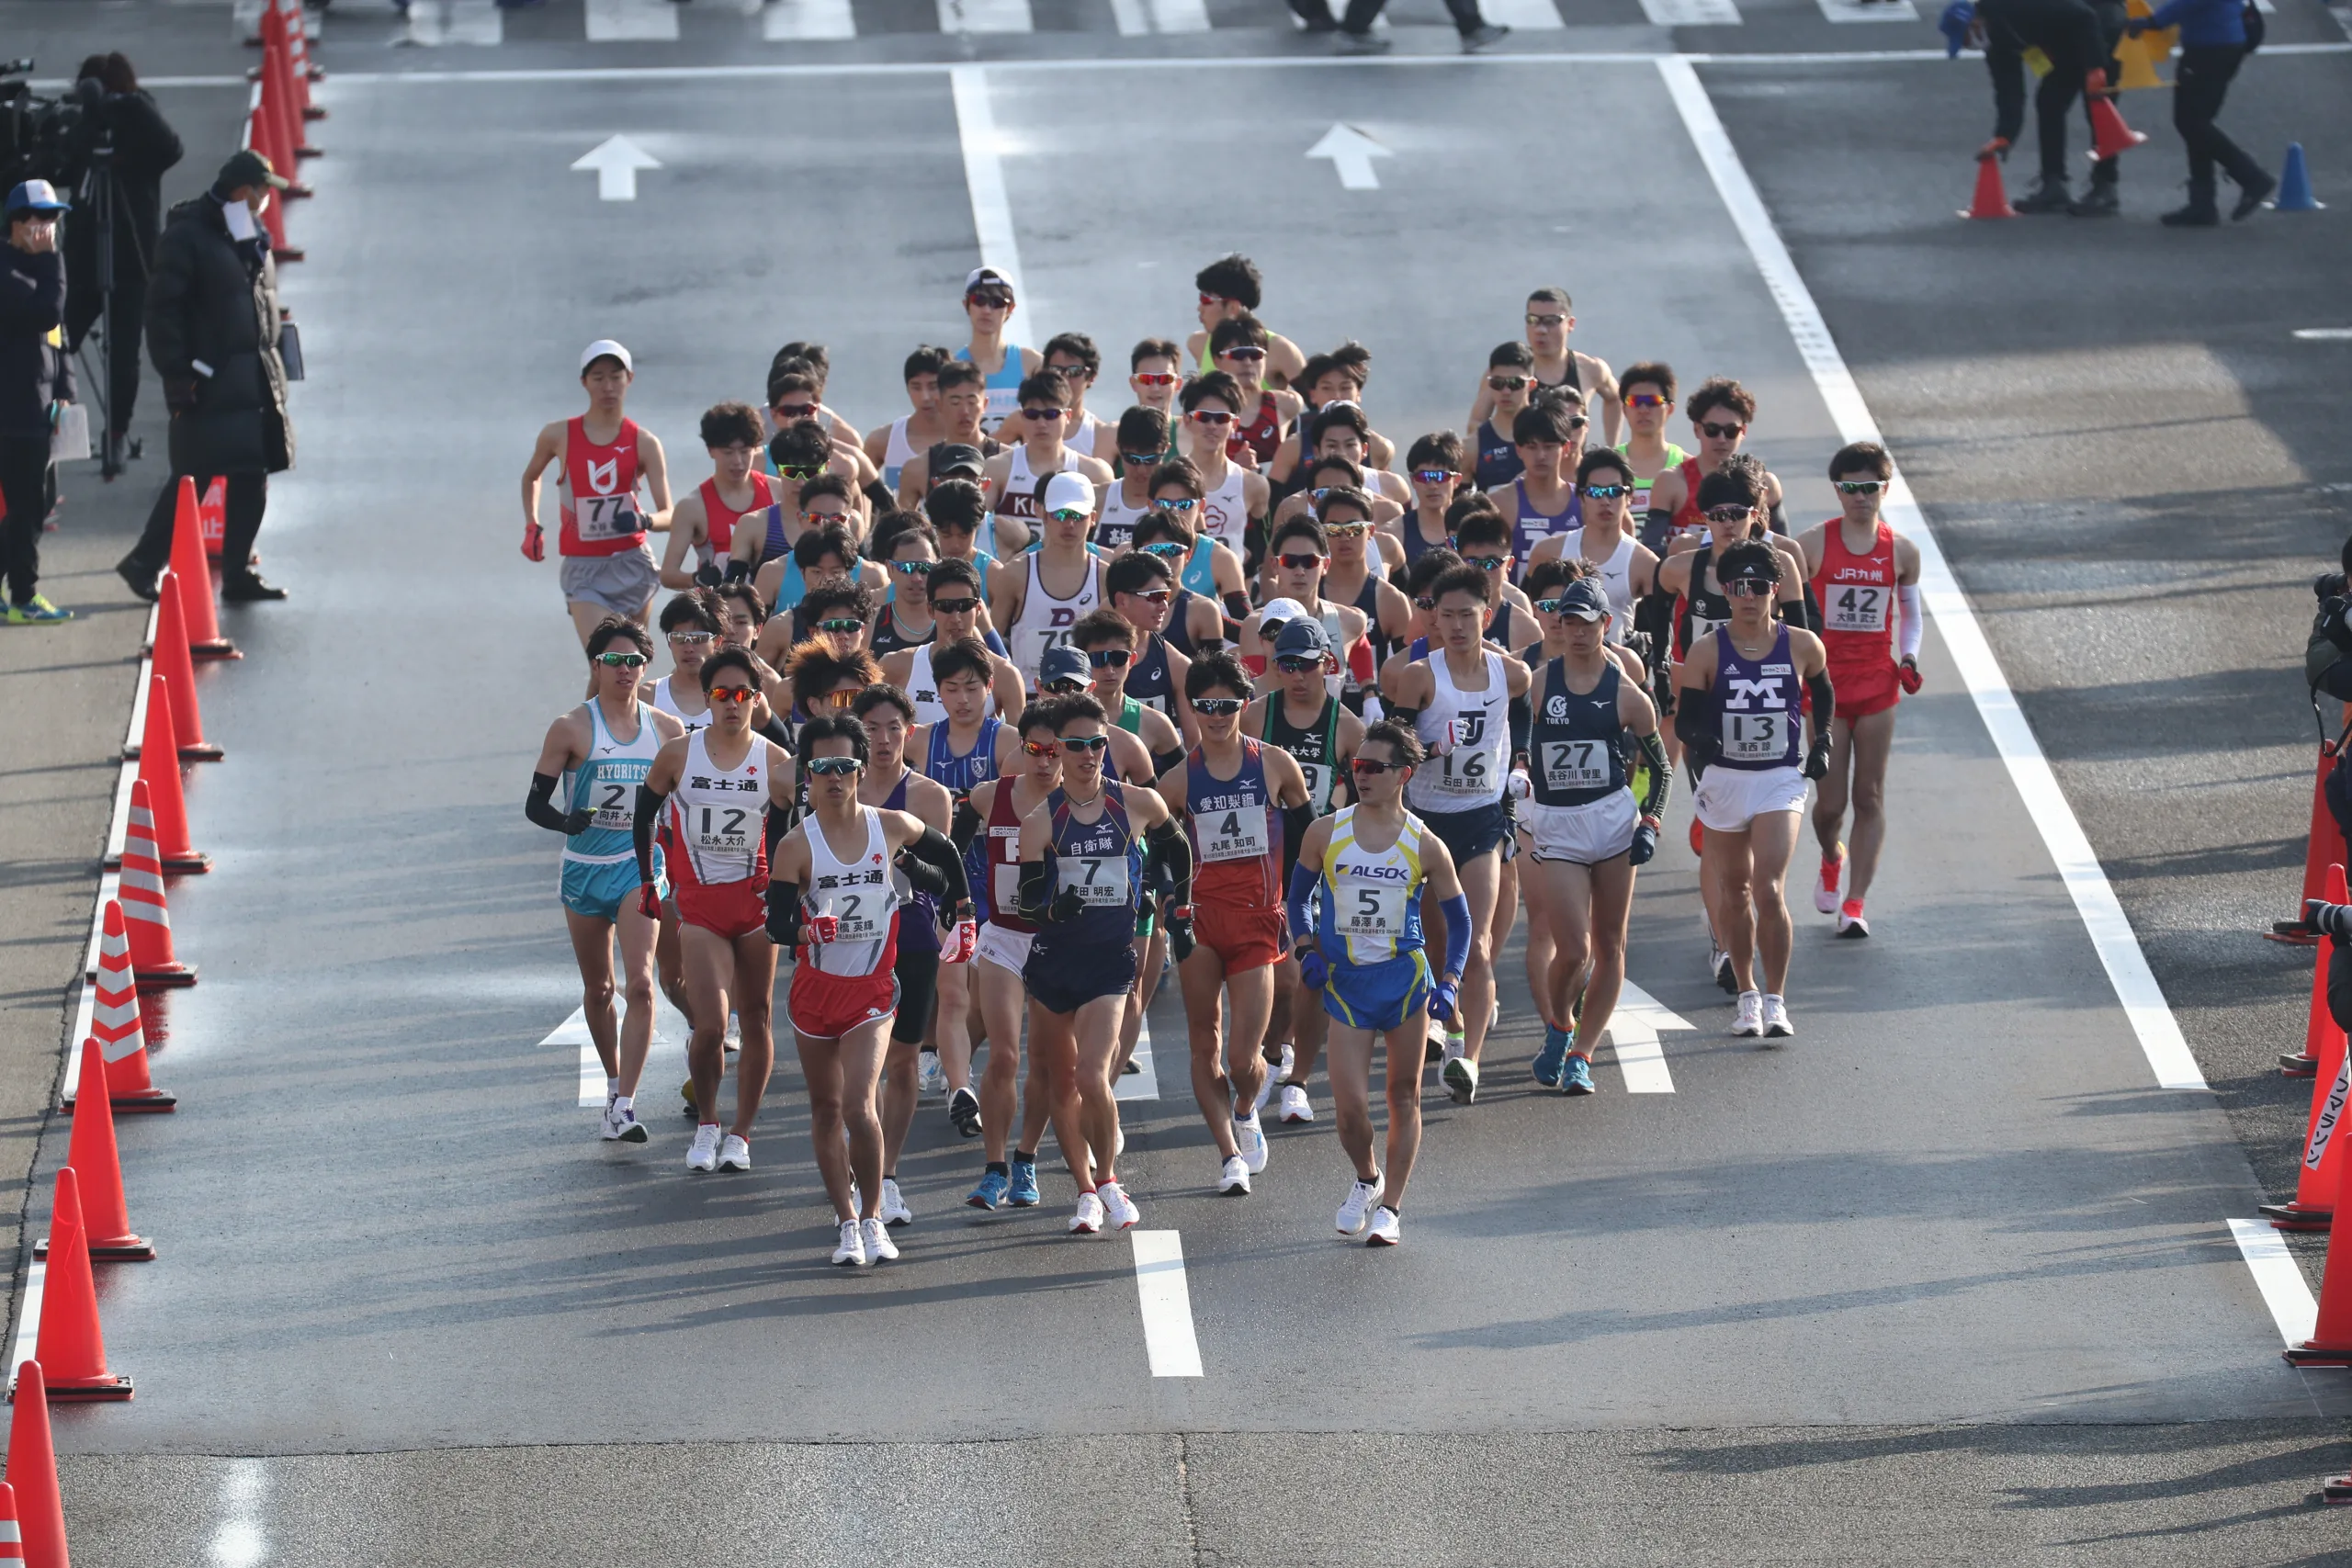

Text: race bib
xmin=575 ymin=491 xmax=641 ymax=542
xmin=1542 ymin=739 xmax=1610 ymax=791
xmin=1297 ymin=761 xmax=1330 ymax=814
xmin=1435 ymin=743 xmax=1492 ymax=795
xmin=813 ymin=885 xmax=884 ymax=945
xmin=1722 ymin=711 xmax=1786 ymax=762
xmin=587 ymin=764 xmax=646 ymax=830
xmin=1335 ymin=875 xmax=1407 ymax=941
xmin=993 ymin=857 xmax=1021 ymax=917
xmin=1198 ymin=804 xmax=1270 ymax=863
xmin=1065 ymin=853 xmax=1132 ymax=907
xmin=1826 ymin=582 xmax=1888 ymax=634
xmin=691 ymin=801 xmax=754 ymax=854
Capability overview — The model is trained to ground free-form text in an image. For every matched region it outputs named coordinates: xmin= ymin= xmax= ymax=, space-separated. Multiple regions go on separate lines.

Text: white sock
xmin=614 ymin=1095 xmax=633 ymax=1114
xmin=605 ymin=1076 xmax=619 ymax=1097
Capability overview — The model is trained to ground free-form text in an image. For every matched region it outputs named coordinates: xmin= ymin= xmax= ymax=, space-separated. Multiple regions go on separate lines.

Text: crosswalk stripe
xmin=404 ymin=0 xmax=505 ymax=44
xmin=940 ymin=0 xmax=1036 ymax=31
xmin=1639 ymin=0 xmax=1740 ymax=21
xmin=1815 ymin=0 xmax=1917 ymax=20
xmin=1146 ymin=0 xmax=1214 ymax=31
xmin=1111 ymin=0 xmax=1151 ymax=32
xmin=587 ymin=0 xmax=683 ymax=39
xmin=765 ymin=0 xmax=861 ymax=38
xmin=1481 ymin=0 xmax=1568 ymax=28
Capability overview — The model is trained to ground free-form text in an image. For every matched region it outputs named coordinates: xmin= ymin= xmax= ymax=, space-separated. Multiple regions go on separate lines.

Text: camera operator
xmin=62 ymin=54 xmax=181 ymax=454
xmin=0 ymin=179 xmax=75 ymax=625
xmin=118 ymin=150 xmax=293 ymax=605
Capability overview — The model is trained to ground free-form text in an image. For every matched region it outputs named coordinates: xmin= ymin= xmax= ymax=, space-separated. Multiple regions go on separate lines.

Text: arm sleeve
xmin=525 ymin=773 xmax=573 ymax=833
xmin=900 ymin=827 xmax=972 ymax=906
xmin=1897 ymin=584 xmax=1924 ymax=660
xmin=1641 ymin=509 xmax=1675 ymax=555
xmin=1509 ymin=688 xmax=1532 ymax=761
xmin=1281 ymin=804 xmax=1317 ymax=876
xmin=1786 ymin=587 xmax=1820 ymax=634
xmin=1635 ymin=731 xmax=1673 ymax=818
xmin=633 ymin=784 xmax=668 ymax=888
xmin=1151 ymin=745 xmax=1187 ymax=779
xmin=949 ymin=798 xmax=984 ymax=854
xmin=1767 ymin=500 xmax=1790 ymax=536
xmin=1439 ymin=892 xmax=1472 ymax=981
xmin=1222 ymin=591 xmax=1252 ymax=626
xmin=763 ymin=803 xmax=791 ymax=865
xmin=1673 ymin=687 xmax=1722 ymax=767
xmin=1015 ymin=853 xmax=1056 ymax=921
xmin=1806 ymin=669 xmax=1838 ymax=736
xmin=1146 ymin=818 xmax=1193 ymax=908
xmin=1286 ymin=860 xmax=1319 ymax=945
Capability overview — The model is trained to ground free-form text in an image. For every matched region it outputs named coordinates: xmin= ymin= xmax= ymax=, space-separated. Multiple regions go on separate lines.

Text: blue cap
xmin=5 ymin=180 xmax=70 ymax=216
xmin=1038 ymin=645 xmax=1090 ymax=691
xmin=1550 ymin=579 xmax=1611 ymax=622
xmin=1938 ymin=0 xmax=1974 ymax=57
xmin=1274 ymin=617 xmax=1335 ymax=659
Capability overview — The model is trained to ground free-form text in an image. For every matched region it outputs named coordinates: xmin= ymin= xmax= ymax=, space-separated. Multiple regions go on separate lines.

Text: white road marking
xmin=586 ymin=0 xmax=682 ymax=39
xmin=1815 ymin=0 xmax=1917 ymax=19
xmin=1111 ymin=0 xmax=1152 ymax=31
xmin=403 ymin=0 xmax=504 ymax=45
xmin=1148 ymin=0 xmax=1216 ymax=30
xmin=764 ymin=0 xmax=859 ymax=39
xmin=6 ymin=1263 xmax=42 ymax=1396
xmin=1481 ymin=0 xmax=1567 ymax=27
xmin=2229 ymin=1219 xmax=2318 ymax=1347
xmin=546 ymin=1001 xmax=689 ymax=1107
xmin=209 ymin=1461 xmax=268 ymax=1568
xmin=1130 ymin=1230 xmax=1204 ymax=1376
xmin=1642 ymin=0 xmax=1743 ymax=25
xmin=571 ymin=134 xmax=662 ymax=200
xmin=1659 ymin=55 xmax=2207 ymax=1093
xmin=2297 ymin=329 xmax=2352 ymax=341
xmin=950 ymin=67 xmax=1027 ymax=293
xmin=1115 ymin=1014 xmax=1159 ymax=1101
xmin=941 ymin=0 xmax=1036 ymax=32
xmin=1306 ymin=122 xmax=1390 ymax=189
xmin=1606 ymin=982 xmax=1689 ymax=1093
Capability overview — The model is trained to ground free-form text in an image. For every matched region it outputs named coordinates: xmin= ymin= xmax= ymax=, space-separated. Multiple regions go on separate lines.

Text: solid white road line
xmin=404 ymin=0 xmax=505 ymax=45
xmin=1607 ymin=983 xmax=1688 ymax=1093
xmin=6 ymin=1263 xmax=43 ymax=1396
xmin=586 ymin=0 xmax=682 ymax=40
xmin=209 ymin=1461 xmax=270 ymax=1568
xmin=765 ymin=0 xmax=860 ymax=39
xmin=950 ymin=67 xmax=1027 ymax=290
xmin=1658 ymin=55 xmax=2207 ymax=1093
xmin=2228 ymin=1219 xmax=2318 ymax=1347
xmin=941 ymin=0 xmax=1037 ymax=31
xmin=1482 ymin=0 xmax=1568 ymax=27
xmin=2296 ymin=329 xmax=2352 ymax=341
xmin=1815 ymin=0 xmax=1918 ymax=18
xmin=1114 ymin=1015 xmax=1160 ymax=1101
xmin=1641 ymin=0 xmax=1743 ymax=25
xmin=1130 ymin=1230 xmax=1204 ymax=1376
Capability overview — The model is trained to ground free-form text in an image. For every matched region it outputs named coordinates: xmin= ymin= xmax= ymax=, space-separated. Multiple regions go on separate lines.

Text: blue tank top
xmin=1313 ymin=805 xmax=1429 ymax=967
xmin=1400 ymin=513 xmax=1450 ymax=566
xmin=561 ymin=701 xmax=663 ymax=868
xmin=925 ymin=713 xmax=1001 ymax=797
xmin=956 ymin=343 xmax=1027 ymax=434
xmin=1046 ymin=782 xmax=1145 ymax=945
xmin=1473 ymin=418 xmax=1521 ymax=491
xmin=1530 ymin=659 xmax=1627 ymax=807
xmin=1510 ymin=478 xmax=1579 ymax=567
xmin=1126 ymin=633 xmax=1175 ymax=714
xmin=1713 ymin=623 xmax=1803 ymax=773
xmin=883 ymin=769 xmax=940 ymax=953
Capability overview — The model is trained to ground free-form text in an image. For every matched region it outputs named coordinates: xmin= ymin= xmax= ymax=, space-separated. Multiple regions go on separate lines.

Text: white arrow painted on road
xmin=1604 ymin=982 xmax=1692 ymax=1093
xmin=571 ymin=135 xmax=661 ymax=201
xmin=540 ymin=1000 xmax=690 ymax=1106
xmin=1306 ymin=123 xmax=1390 ymax=191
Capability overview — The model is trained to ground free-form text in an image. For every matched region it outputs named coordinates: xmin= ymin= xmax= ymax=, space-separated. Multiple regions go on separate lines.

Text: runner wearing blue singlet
xmin=527 ymin=619 xmax=687 ymax=1146
xmin=1285 ymin=722 xmax=1467 ymax=1248
xmin=1470 ymin=343 xmax=1537 ymax=491
xmin=1487 ymin=398 xmax=1585 ymax=570
xmin=1104 ymin=548 xmax=1193 ymax=728
xmin=956 ymin=266 xmax=1042 ymax=437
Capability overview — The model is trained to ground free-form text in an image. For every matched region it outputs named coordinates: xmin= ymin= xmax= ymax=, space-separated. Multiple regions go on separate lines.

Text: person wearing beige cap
xmin=519 ymin=339 xmax=673 ymax=647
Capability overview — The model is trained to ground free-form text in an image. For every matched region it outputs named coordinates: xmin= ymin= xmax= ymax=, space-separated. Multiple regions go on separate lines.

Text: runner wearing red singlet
xmin=520 ymin=341 xmax=673 ymax=647
xmin=661 ymin=402 xmax=774 ymax=592
xmin=1796 ymin=443 xmax=1921 ymax=941
xmin=634 ymin=647 xmax=796 ymax=1176
xmin=1209 ymin=315 xmax=1305 ymax=470
xmin=1155 ymin=652 xmax=1311 ymax=1196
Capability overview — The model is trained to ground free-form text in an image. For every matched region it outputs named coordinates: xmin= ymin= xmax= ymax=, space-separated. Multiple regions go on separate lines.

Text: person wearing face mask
xmin=0 ymin=180 xmax=76 ymax=624
xmin=119 ymin=151 xmax=296 ymax=605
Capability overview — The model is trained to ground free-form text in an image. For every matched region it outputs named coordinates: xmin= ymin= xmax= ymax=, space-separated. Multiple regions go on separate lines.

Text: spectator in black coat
xmin=62 ymin=53 xmax=182 ymax=449
xmin=0 ymin=180 xmax=77 ymax=624
xmin=119 ymin=150 xmax=294 ymax=604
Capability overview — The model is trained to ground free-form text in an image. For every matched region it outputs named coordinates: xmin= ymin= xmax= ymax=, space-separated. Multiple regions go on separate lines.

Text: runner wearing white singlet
xmin=1176 ymin=371 xmax=1271 ymax=568
xmin=864 ymin=345 xmax=952 ymax=495
xmin=992 ymin=472 xmax=1106 ymax=693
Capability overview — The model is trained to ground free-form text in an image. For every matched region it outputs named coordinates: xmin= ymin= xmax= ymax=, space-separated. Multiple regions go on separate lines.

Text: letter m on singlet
xmin=1725 ymin=677 xmax=1777 ymax=710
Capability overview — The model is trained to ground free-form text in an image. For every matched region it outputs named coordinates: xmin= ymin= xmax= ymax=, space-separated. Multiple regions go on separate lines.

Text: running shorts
xmin=560 ymin=853 xmax=662 ymax=922
xmin=675 ymin=875 xmax=768 ymax=941
xmin=977 ymin=919 xmax=1035 ymax=976
xmin=1829 ymin=660 xmax=1901 ymax=723
xmin=1320 ymin=948 xmax=1433 ymax=1034
xmin=560 ymin=542 xmax=662 ymax=616
xmin=890 ymin=946 xmax=940 ymax=1044
xmin=1423 ymin=799 xmax=1509 ymax=867
xmin=1024 ymin=936 xmax=1139 ymax=1015
xmin=1523 ymin=792 xmax=1638 ymax=867
xmin=1692 ymin=764 xmax=1809 ymax=833
xmin=1193 ymin=904 xmax=1285 ymax=975
xmin=789 ymin=964 xmax=899 ymax=1041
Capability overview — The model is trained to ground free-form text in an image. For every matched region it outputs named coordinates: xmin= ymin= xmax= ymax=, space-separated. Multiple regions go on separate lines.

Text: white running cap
xmin=1258 ymin=596 xmax=1308 ymax=630
xmin=581 ymin=339 xmax=633 ymax=373
xmin=965 ymin=266 xmax=1015 ymax=296
xmin=1042 ymin=471 xmax=1095 ymax=515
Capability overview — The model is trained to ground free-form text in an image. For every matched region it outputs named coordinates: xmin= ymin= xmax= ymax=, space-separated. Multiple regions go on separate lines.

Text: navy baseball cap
xmin=1551 ymin=579 xmax=1611 ymax=622
xmin=5 ymin=180 xmax=69 ymax=215
xmin=1038 ymin=646 xmax=1090 ymax=691
xmin=1273 ymin=617 xmax=1334 ymax=659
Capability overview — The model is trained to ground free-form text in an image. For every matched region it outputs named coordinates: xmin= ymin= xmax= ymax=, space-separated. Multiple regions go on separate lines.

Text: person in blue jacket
xmin=2129 ymin=0 xmax=2275 ymax=224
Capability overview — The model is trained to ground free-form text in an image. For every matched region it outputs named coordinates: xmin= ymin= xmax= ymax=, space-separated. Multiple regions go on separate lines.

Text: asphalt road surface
xmin=3 ymin=2 xmax=2351 ymax=1562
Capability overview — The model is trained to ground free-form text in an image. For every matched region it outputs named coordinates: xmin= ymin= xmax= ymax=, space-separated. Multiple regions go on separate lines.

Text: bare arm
xmin=521 ymin=420 xmax=564 ymax=533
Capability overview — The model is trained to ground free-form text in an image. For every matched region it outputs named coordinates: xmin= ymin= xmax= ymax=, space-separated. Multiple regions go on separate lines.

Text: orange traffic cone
xmin=135 ymin=679 xmax=209 ymax=874
xmin=283 ymin=0 xmax=327 ymax=106
xmin=42 ymin=1044 xmax=154 ymax=1259
xmin=92 ymin=898 xmax=184 ymax=1100
xmin=0 ymin=1481 xmax=28 ymax=1566
xmin=1962 ymin=153 xmax=2018 ymax=220
xmin=198 ymin=475 xmax=228 ymax=558
xmin=2286 ymin=1130 xmax=2352 ymax=1365
xmin=261 ymin=19 xmax=317 ymax=164
xmin=32 ymin=1169 xmax=132 ymax=1401
xmin=241 ymin=92 xmax=303 ymax=265
xmin=166 ymin=476 xmax=237 ymax=659
xmin=2265 ymin=864 xmax=2349 ymax=1230
xmin=4 ymin=1370 xmax=68 ymax=1568
xmin=141 ymin=572 xmax=223 ymax=762
xmin=2088 ymin=91 xmax=2148 ymax=162
xmin=2273 ymin=746 xmax=2346 ymax=947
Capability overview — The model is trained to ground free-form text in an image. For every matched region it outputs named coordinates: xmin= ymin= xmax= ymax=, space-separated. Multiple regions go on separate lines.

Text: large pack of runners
xmin=515 ymin=258 xmax=1923 ymax=1266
